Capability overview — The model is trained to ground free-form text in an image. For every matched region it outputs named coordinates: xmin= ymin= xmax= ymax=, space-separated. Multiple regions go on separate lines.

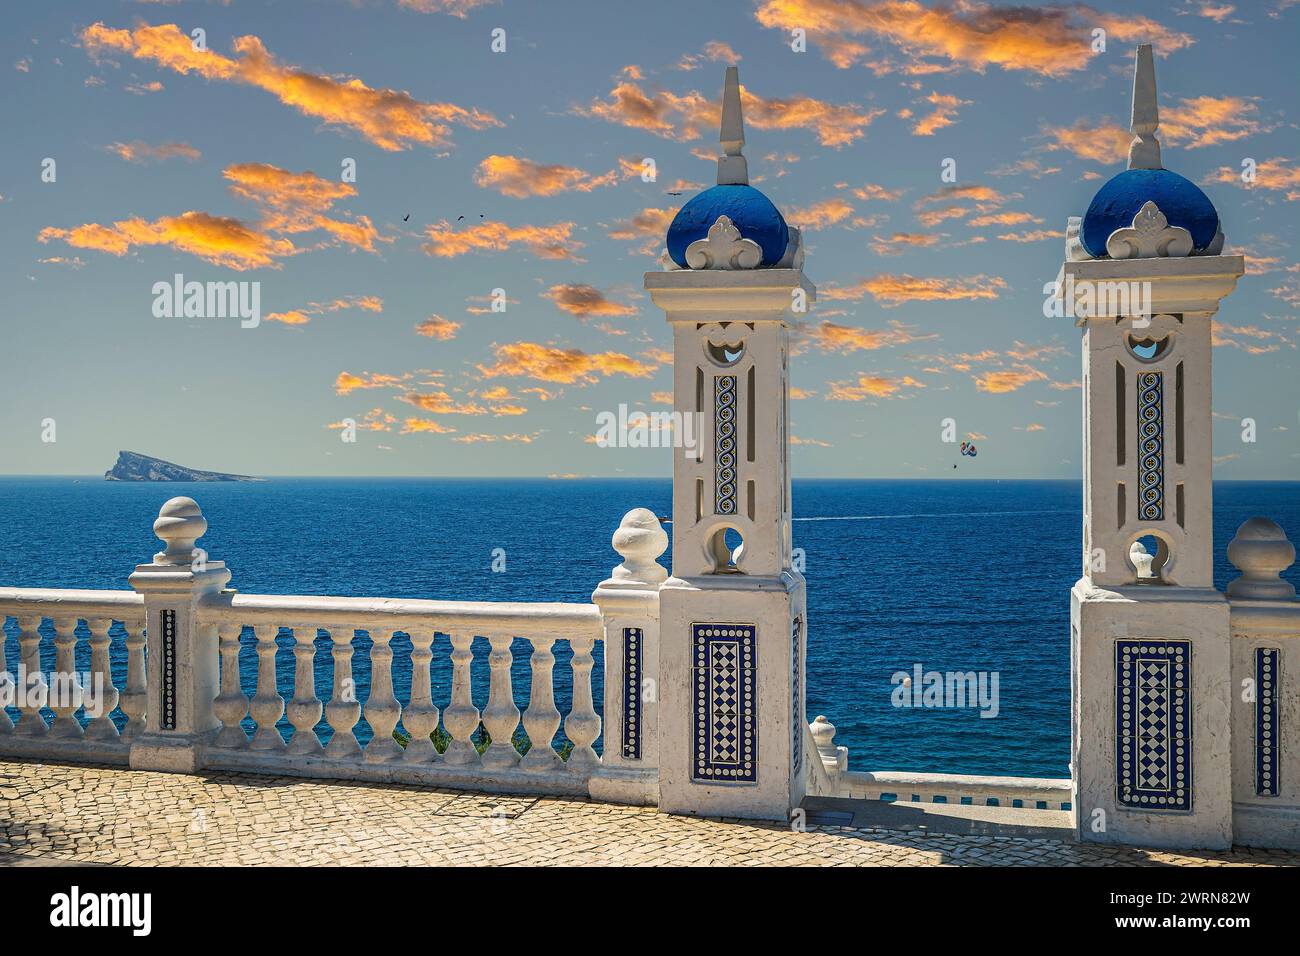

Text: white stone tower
xmin=646 ymin=67 xmax=814 ymax=821
xmin=1058 ymin=45 xmax=1245 ymax=849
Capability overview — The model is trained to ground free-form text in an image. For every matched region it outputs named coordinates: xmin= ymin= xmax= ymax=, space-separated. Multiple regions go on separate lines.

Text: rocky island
xmin=105 ymin=451 xmax=264 ymax=482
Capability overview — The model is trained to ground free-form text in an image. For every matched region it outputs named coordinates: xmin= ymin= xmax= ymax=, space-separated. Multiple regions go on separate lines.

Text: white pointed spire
xmin=717 ymin=66 xmax=748 ymax=185
xmin=1128 ymin=44 xmax=1162 ymax=170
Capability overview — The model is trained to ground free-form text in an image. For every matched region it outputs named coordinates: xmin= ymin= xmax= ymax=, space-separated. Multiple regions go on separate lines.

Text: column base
xmin=129 ymin=732 xmax=211 ymax=774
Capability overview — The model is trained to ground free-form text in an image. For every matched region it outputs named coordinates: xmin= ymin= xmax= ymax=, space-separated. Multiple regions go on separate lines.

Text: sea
xmin=2 ymin=477 xmax=1297 ymax=778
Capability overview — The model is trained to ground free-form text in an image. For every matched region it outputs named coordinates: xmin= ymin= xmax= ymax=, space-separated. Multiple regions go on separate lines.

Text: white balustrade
xmin=286 ymin=626 xmax=323 ymax=755
xmin=48 ymin=617 xmax=84 ymax=739
xmin=324 ymin=629 xmax=361 ymax=759
xmin=83 ymin=618 xmax=119 ymax=741
xmin=13 ymin=616 xmax=47 ymax=737
xmin=442 ymin=631 xmax=480 ymax=766
xmin=363 ymin=629 xmax=402 ymax=762
xmin=119 ymin=622 xmax=147 ymax=738
xmin=402 ymin=627 xmax=439 ymax=763
xmin=213 ymin=623 xmax=249 ymax=749
xmin=563 ymin=634 xmax=599 ymax=768
xmin=521 ymin=635 xmax=561 ymax=771
xmin=248 ymin=624 xmax=285 ymax=751
xmin=481 ymin=634 xmax=520 ymax=769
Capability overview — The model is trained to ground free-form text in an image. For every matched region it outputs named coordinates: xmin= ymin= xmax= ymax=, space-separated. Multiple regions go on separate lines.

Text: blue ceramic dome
xmin=666 ymin=184 xmax=789 ymax=268
xmin=1081 ymin=168 xmax=1219 ymax=258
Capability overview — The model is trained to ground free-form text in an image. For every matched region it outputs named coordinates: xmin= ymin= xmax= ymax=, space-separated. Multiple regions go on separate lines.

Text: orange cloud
xmin=677 ymin=41 xmax=743 ymax=70
xmin=474 ymin=154 xmax=619 ymax=198
xmin=478 ymin=342 xmax=657 ymax=384
xmin=850 ymin=183 xmax=905 ymax=201
xmin=224 ymin=163 xmax=386 ymax=252
xmin=397 ymin=0 xmax=498 ymax=15
xmin=608 ymin=206 xmax=678 ymax=253
xmin=82 ymin=21 xmax=498 ymax=151
xmin=335 ymin=371 xmax=413 ymax=395
xmin=400 ymin=417 xmax=458 ymax=435
xmin=422 ymin=219 xmax=581 ymax=260
xmin=789 ymin=197 xmax=858 ymax=230
xmin=824 ymin=274 xmax=1008 ymax=306
xmin=997 ymin=229 xmax=1059 ymax=242
xmin=911 ymin=91 xmax=969 ymax=136
xmin=805 ymin=320 xmax=933 ymax=352
xmin=575 ymin=77 xmax=883 ymax=148
xmin=38 ymin=212 xmax=294 ymax=270
xmin=967 ymin=211 xmax=1043 ymax=227
xmin=105 ymin=140 xmax=200 ymax=163
xmin=1209 ymin=156 xmax=1300 ymax=201
xmin=1161 ymin=96 xmax=1270 ymax=148
xmin=267 ymin=295 xmax=382 ymax=326
xmin=415 ymin=315 xmax=461 ymax=340
xmin=752 ymin=0 xmax=1191 ymax=75
xmin=974 ymin=365 xmax=1050 ymax=393
xmin=827 ymin=373 xmax=926 ymax=400
xmin=869 ymin=232 xmax=945 ymax=255
xmin=1041 ymin=121 xmax=1131 ymax=164
xmin=399 ymin=390 xmax=487 ymax=415
xmin=452 ymin=432 xmax=540 ymax=444
xmin=543 ymin=284 xmax=637 ymax=318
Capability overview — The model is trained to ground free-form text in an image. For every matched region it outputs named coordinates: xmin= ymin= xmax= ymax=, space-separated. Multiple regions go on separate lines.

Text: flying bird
xmin=457 ymin=215 xmax=465 ymax=221
xmin=403 ymin=214 xmax=410 ymax=222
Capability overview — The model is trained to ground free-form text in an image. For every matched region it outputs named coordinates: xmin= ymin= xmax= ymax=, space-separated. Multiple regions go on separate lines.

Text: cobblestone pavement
xmin=2 ymin=761 xmax=1297 ymax=867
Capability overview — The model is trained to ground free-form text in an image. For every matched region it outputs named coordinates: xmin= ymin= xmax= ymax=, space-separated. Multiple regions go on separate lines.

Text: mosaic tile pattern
xmin=692 ymin=624 xmax=756 ymax=783
xmin=714 ymin=375 xmax=738 ymax=516
xmin=622 ymin=627 xmax=642 ymax=761
xmin=160 ymin=609 xmax=177 ymax=731
xmin=1137 ymin=371 xmax=1164 ymax=522
xmin=1116 ymin=639 xmax=1190 ymax=811
xmin=1256 ymin=648 xmax=1279 ymax=797
xmin=792 ymin=616 xmax=803 ymax=775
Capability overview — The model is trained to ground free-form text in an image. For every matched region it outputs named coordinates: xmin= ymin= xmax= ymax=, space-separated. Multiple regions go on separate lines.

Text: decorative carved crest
xmin=685 ymin=215 xmax=763 ymax=270
xmin=1106 ymin=201 xmax=1194 ymax=259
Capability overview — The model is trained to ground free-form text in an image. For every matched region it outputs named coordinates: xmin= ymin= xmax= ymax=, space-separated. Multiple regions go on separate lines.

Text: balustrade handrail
xmin=0 ymin=587 xmax=146 ymax=621
xmin=196 ymin=590 xmax=603 ymax=639
xmin=837 ymin=769 xmax=1071 ymax=808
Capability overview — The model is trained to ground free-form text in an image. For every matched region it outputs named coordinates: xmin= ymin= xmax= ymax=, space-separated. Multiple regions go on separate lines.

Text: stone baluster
xmin=212 ymin=623 xmax=249 ymax=748
xmin=119 ymin=622 xmax=147 ymax=738
xmin=442 ymin=631 xmax=480 ymax=765
xmin=481 ymin=634 xmax=521 ymax=769
xmin=324 ymin=630 xmax=361 ymax=759
xmin=12 ymin=616 xmax=47 ymax=736
xmin=402 ymin=628 xmax=439 ymax=763
xmin=83 ymin=618 xmax=119 ymax=741
xmin=248 ymin=624 xmax=285 ymax=750
xmin=1227 ymin=517 xmax=1297 ymax=601
xmin=48 ymin=617 xmax=84 ymax=739
xmin=521 ymin=635 xmax=562 ymax=771
xmin=363 ymin=630 xmax=403 ymax=762
xmin=810 ymin=715 xmax=848 ymax=775
xmin=564 ymin=632 xmax=600 ymax=769
xmin=286 ymin=626 xmax=324 ymax=755
xmin=0 ymin=619 xmax=13 ymax=734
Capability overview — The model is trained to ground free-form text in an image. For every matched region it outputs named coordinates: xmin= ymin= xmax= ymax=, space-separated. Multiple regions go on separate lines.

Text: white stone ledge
xmin=0 ymin=734 xmax=131 ymax=766
xmin=832 ymin=771 xmax=1072 ymax=809
xmin=197 ymin=592 xmax=603 ymax=640
xmin=201 ymin=746 xmax=598 ymax=799
xmin=1229 ymin=600 xmax=1300 ymax=634
xmin=0 ymin=588 xmax=145 ymax=622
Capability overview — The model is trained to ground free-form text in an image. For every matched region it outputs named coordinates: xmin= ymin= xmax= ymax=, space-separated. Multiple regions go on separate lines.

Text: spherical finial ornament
xmin=611 ymin=508 xmax=668 ymax=585
xmin=1227 ymin=517 xmax=1296 ymax=601
xmin=153 ymin=496 xmax=207 ymax=565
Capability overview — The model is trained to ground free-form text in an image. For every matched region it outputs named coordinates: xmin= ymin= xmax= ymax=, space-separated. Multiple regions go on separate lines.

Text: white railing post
xmin=212 ymin=623 xmax=249 ymax=749
xmin=128 ymin=496 xmax=232 ymax=773
xmin=119 ymin=622 xmax=147 ymax=738
xmin=248 ymin=624 xmax=285 ymax=751
xmin=363 ymin=629 xmax=403 ymax=762
xmin=481 ymin=634 xmax=521 ymax=769
xmin=562 ymin=633 xmax=598 ymax=769
xmin=324 ymin=629 xmax=362 ymax=759
xmin=589 ymin=509 xmax=666 ymax=804
xmin=442 ymin=631 xmax=481 ymax=765
xmin=48 ymin=617 xmax=84 ymax=739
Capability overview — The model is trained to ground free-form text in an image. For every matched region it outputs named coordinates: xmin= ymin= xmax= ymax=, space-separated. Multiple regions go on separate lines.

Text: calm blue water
xmin=2 ymin=478 xmax=1297 ymax=777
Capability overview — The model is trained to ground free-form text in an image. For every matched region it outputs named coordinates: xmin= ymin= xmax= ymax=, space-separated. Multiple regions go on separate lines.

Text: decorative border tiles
xmin=792 ymin=616 xmax=803 ymax=774
xmin=1256 ymin=648 xmax=1279 ymax=797
xmin=622 ymin=627 xmax=642 ymax=760
xmin=714 ymin=375 xmax=738 ymax=516
xmin=692 ymin=624 xmax=756 ymax=783
xmin=160 ymin=609 xmax=177 ymax=731
xmin=1137 ymin=371 xmax=1164 ymax=521
xmin=1116 ymin=639 xmax=1190 ymax=811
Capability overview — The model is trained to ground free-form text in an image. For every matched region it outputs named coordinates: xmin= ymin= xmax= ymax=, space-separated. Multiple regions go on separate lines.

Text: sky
xmin=1 ymin=0 xmax=1297 ymax=479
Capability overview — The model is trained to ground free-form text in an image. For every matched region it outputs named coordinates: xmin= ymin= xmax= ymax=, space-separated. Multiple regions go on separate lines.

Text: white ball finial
xmin=1227 ymin=517 xmax=1296 ymax=601
xmin=810 ymin=715 xmax=846 ymax=775
xmin=611 ymin=508 xmax=668 ymax=585
xmin=153 ymin=496 xmax=207 ymax=565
